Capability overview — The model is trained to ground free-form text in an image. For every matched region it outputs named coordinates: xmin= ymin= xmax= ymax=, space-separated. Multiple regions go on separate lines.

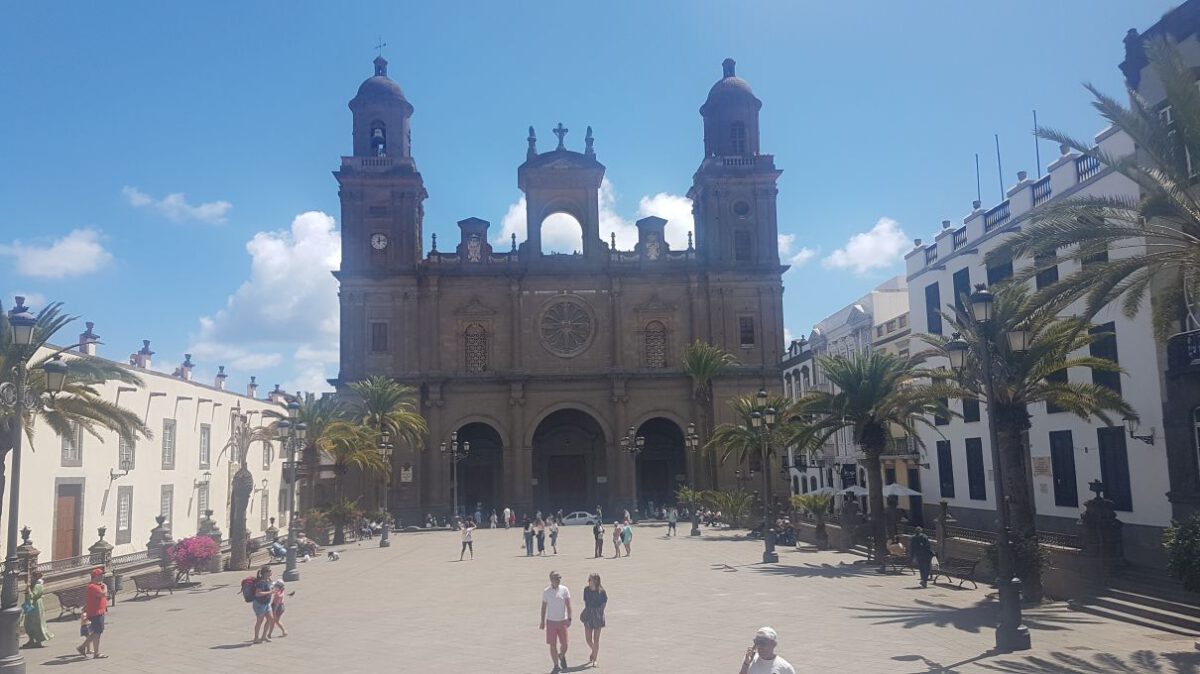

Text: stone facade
xmin=333 ymin=57 xmax=787 ymax=522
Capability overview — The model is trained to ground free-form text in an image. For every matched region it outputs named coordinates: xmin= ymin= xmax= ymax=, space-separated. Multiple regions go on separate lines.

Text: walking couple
xmin=540 ymin=570 xmax=608 ymax=672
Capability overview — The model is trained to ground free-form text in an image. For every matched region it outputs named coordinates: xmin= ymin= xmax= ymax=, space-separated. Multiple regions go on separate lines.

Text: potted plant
xmin=169 ymin=536 xmax=221 ymax=584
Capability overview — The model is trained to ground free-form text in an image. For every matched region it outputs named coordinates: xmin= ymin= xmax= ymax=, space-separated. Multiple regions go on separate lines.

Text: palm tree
xmin=0 ymin=300 xmax=150 ymax=525
xmin=987 ymin=39 xmax=1200 ymax=339
xmin=346 ymin=376 xmax=427 ymax=517
xmin=926 ymin=283 xmax=1134 ymax=600
xmin=268 ymin=393 xmax=348 ymax=510
xmin=682 ymin=340 xmax=738 ymax=488
xmin=316 ymin=420 xmax=389 ymax=543
xmin=217 ymin=420 xmax=275 ymax=570
xmin=797 ymin=351 xmax=958 ymax=565
xmin=707 ymin=394 xmax=809 ymax=467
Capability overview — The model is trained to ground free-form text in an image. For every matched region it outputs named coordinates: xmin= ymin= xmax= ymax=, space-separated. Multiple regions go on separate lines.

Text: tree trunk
xmin=332 ymin=474 xmax=346 ymax=545
xmin=863 ymin=449 xmax=888 ymax=567
xmin=996 ymin=407 xmax=1044 ymax=602
xmin=229 ymin=467 xmax=253 ymax=570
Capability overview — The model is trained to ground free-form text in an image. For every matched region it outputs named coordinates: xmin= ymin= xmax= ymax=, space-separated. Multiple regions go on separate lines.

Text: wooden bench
xmin=883 ymin=554 xmax=913 ymax=574
xmin=51 ymin=584 xmax=89 ymax=618
xmin=131 ymin=572 xmax=175 ymax=599
xmin=931 ymin=556 xmax=980 ymax=589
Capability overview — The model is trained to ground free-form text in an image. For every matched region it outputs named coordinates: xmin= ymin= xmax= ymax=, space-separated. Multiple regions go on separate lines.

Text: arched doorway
xmin=455 ymin=422 xmax=503 ymax=518
xmin=532 ymin=409 xmax=605 ymax=513
xmin=635 ymin=418 xmax=687 ymax=511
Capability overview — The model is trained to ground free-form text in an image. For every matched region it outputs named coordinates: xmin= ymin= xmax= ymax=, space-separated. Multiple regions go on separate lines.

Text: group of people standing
xmin=521 ymin=514 xmax=561 ymax=556
xmin=591 ymin=520 xmax=633 ymax=558
xmin=540 ymin=570 xmax=608 ymax=672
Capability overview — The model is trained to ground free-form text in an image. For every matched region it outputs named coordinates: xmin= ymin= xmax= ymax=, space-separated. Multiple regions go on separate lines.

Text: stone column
xmin=265 ymin=517 xmax=279 ymax=543
xmin=15 ymin=527 xmax=39 ymax=584
xmin=197 ymin=509 xmax=224 ymax=573
xmin=88 ymin=527 xmax=114 ymax=568
xmin=1079 ymin=484 xmax=1125 ymax=584
xmin=146 ymin=514 xmax=176 ymax=579
xmin=935 ymin=500 xmax=954 ymax=561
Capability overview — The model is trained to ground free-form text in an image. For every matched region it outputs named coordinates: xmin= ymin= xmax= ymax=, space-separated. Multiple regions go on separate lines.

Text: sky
xmin=0 ymin=1 xmax=1180 ymax=394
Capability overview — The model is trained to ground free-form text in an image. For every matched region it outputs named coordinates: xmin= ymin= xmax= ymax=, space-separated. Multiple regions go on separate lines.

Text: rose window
xmin=539 ymin=299 xmax=594 ymax=357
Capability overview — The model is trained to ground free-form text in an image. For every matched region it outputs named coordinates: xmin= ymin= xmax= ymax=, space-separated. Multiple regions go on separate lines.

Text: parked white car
xmin=561 ymin=511 xmax=599 ymax=526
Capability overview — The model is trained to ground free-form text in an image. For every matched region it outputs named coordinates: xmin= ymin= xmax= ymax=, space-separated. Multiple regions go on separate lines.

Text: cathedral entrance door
xmin=454 ymin=423 xmax=504 ymax=518
xmin=531 ymin=409 xmax=605 ymax=514
xmin=634 ymin=418 xmax=687 ymax=511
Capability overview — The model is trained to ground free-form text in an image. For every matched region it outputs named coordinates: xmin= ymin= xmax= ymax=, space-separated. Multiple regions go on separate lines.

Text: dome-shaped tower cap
xmin=351 ymin=56 xmax=411 ymax=108
xmin=702 ymin=57 xmax=760 ymax=111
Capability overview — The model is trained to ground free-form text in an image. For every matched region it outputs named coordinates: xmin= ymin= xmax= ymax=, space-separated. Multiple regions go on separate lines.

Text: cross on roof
xmin=553 ymin=122 xmax=568 ymax=150
xmin=375 ymin=37 xmax=387 ymax=57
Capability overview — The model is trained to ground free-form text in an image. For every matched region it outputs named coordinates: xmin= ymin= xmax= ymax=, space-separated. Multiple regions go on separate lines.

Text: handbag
xmin=20 ymin=600 xmax=32 ymax=615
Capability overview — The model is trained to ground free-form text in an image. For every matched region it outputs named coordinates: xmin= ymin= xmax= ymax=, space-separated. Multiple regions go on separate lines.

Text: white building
xmin=5 ymin=328 xmax=285 ymax=562
xmin=903 ymin=127 xmax=1171 ymax=566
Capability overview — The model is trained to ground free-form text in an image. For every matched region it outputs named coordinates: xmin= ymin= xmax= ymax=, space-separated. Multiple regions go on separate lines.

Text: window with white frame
xmin=199 ymin=423 xmax=211 ymax=469
xmin=116 ymin=487 xmax=133 ymax=545
xmin=162 ymin=419 xmax=176 ymax=469
xmin=261 ymin=490 xmax=270 ymax=531
xmin=160 ymin=484 xmax=174 ymax=524
xmin=118 ymin=435 xmax=135 ymax=471
xmin=61 ymin=423 xmax=82 ymax=467
xmin=197 ymin=484 xmax=210 ymax=528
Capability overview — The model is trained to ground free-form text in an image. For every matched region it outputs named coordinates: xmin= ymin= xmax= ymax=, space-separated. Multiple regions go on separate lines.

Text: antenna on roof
xmin=974 ymin=153 xmax=981 ymax=204
xmin=994 ymin=134 xmax=1004 ymax=201
xmin=1033 ymin=110 xmax=1042 ymax=178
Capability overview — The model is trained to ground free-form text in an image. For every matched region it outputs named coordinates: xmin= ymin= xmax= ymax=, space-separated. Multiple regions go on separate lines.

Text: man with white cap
xmin=738 ymin=626 xmax=794 ymax=674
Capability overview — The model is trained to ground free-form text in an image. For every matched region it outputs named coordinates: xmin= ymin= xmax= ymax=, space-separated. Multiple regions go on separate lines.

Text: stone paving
xmin=27 ymin=522 xmax=1200 ymax=673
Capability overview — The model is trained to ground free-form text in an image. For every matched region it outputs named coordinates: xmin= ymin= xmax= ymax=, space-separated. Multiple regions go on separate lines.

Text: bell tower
xmin=336 ymin=56 xmax=427 ymax=273
xmin=688 ymin=58 xmax=781 ymax=268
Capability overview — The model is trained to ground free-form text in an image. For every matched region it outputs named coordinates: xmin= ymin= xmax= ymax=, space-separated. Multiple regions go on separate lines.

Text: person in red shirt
xmin=75 ymin=568 xmax=108 ymax=659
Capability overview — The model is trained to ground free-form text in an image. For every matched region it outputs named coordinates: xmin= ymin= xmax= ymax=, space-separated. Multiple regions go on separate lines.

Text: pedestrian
xmin=490 ymin=510 xmax=498 ymax=529
xmin=539 ymin=570 xmax=572 ymax=673
xmin=667 ymin=506 xmax=678 ymax=536
xmin=251 ymin=565 xmax=274 ymax=644
xmin=522 ymin=516 xmax=534 ymax=556
xmin=611 ymin=521 xmax=622 ymax=558
xmin=549 ymin=518 xmax=560 ymax=555
xmin=581 ymin=573 xmax=607 ymax=667
xmin=266 ymin=579 xmax=288 ymax=638
xmin=535 ymin=516 xmax=547 ymax=556
xmin=592 ymin=520 xmax=605 ymax=558
xmin=22 ymin=570 xmax=52 ymax=648
xmin=738 ymin=626 xmax=795 ymax=674
xmin=504 ymin=506 xmax=513 ymax=529
xmin=595 ymin=504 xmax=603 ymax=522
xmin=910 ymin=527 xmax=935 ymax=588
xmin=622 ymin=509 xmax=631 ymax=524
xmin=460 ymin=518 xmax=476 ymax=560
xmin=75 ymin=568 xmax=107 ymax=659
xmin=621 ymin=520 xmax=633 ymax=556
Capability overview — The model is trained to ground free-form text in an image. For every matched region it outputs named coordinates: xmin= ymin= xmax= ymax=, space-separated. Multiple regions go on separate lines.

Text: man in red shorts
xmin=539 ymin=570 xmax=572 ymax=672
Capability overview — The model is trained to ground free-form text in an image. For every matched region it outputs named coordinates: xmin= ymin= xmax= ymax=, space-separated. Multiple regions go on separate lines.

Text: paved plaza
xmin=28 ymin=523 xmax=1200 ymax=673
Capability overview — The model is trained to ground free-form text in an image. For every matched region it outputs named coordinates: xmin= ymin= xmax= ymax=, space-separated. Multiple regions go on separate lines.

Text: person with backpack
xmin=243 ymin=565 xmax=275 ymax=643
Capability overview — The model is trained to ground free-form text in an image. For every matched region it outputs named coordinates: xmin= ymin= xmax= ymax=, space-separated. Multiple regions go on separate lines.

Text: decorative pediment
xmin=454 ymin=297 xmax=497 ymax=317
xmin=632 ymin=293 xmax=678 ymax=314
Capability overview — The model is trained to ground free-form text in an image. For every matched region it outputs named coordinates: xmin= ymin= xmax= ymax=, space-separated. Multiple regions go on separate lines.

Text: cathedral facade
xmin=333 ymin=56 xmax=787 ymax=522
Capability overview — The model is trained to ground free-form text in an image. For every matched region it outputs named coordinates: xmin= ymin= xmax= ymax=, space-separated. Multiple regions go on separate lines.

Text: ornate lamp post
xmin=378 ymin=430 xmax=393 ymax=547
xmin=621 ymin=426 xmax=645 ymax=517
xmin=748 ymin=388 xmax=779 ymax=564
xmin=686 ymin=423 xmax=702 ymax=536
xmin=439 ymin=432 xmax=470 ymax=522
xmin=0 ymin=297 xmax=68 ymax=673
xmin=279 ymin=400 xmax=305 ymax=582
xmin=945 ymin=283 xmax=1031 ymax=653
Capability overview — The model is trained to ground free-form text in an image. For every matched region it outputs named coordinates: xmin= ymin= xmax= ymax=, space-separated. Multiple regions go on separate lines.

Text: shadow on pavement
xmin=848 ymin=598 xmax=1098 ymax=633
xmin=210 ymin=642 xmax=253 ymax=650
xmin=750 ymin=562 xmax=882 ymax=579
xmin=975 ymin=649 xmax=1200 ymax=673
xmin=892 ymin=650 xmax=1000 ymax=673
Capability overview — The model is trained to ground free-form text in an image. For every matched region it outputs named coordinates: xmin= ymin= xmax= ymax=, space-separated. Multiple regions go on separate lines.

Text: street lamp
xmin=685 ymin=423 xmax=702 ymax=536
xmin=622 ymin=426 xmax=645 ymax=518
xmin=378 ymin=430 xmax=393 ymax=547
xmin=0 ymin=296 xmax=67 ymax=674
xmin=279 ymin=401 xmax=303 ymax=582
xmin=947 ymin=284 xmax=1031 ymax=653
xmin=440 ymin=432 xmax=470 ymax=522
xmin=1122 ymin=415 xmax=1155 ymax=445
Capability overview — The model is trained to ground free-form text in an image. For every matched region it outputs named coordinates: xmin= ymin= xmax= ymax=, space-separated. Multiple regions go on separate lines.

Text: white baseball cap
xmin=755 ymin=627 xmax=778 ymax=643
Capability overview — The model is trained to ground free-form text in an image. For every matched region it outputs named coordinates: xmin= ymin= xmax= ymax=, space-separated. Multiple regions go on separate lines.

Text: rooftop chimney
xmin=941 ymin=220 xmax=951 ymax=229
xmin=134 ymin=340 xmax=154 ymax=369
xmin=78 ymin=321 xmax=100 ymax=356
xmin=215 ymin=365 xmax=228 ymax=391
xmin=268 ymin=384 xmax=285 ymax=404
xmin=181 ymin=354 xmax=194 ymax=381
xmin=247 ymin=376 xmax=259 ymax=399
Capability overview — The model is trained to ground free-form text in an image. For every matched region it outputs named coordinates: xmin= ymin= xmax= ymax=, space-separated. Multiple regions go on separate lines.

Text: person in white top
xmin=667 ymin=507 xmax=679 ymax=536
xmin=539 ymin=571 xmax=572 ymax=673
xmin=738 ymin=627 xmax=795 ymax=674
xmin=459 ymin=520 xmax=476 ymax=561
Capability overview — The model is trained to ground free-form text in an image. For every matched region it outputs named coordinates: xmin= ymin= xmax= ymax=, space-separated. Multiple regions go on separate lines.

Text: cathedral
xmin=333 ymin=56 xmax=787 ymax=523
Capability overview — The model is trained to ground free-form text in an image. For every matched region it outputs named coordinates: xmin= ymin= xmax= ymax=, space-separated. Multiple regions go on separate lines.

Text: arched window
xmin=464 ymin=323 xmax=488 ymax=373
xmin=730 ymin=121 xmax=747 ymax=154
xmin=370 ymin=122 xmax=387 ymax=156
xmin=644 ymin=320 xmax=667 ymax=368
xmin=809 ymin=476 xmax=817 ymax=492
xmin=794 ymin=476 xmax=802 ymax=495
xmin=784 ymin=373 xmax=794 ymax=400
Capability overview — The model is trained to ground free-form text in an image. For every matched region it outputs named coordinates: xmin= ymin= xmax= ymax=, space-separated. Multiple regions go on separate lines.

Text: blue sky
xmin=0 ymin=1 xmax=1177 ymax=392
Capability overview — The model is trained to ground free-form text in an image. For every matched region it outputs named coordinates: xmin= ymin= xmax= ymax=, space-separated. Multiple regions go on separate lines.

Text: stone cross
xmin=553 ymin=122 xmax=568 ymax=150
xmin=375 ymin=37 xmax=387 ymax=57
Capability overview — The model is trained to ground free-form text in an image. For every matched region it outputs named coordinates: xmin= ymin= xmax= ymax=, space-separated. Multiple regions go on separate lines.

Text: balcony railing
xmin=924 ymin=246 xmax=939 ymax=265
xmin=951 ymin=228 xmax=968 ymax=250
xmin=1032 ymin=176 xmax=1052 ymax=206
xmin=1075 ymin=153 xmax=1102 ymax=183
xmin=1167 ymin=329 xmax=1200 ymax=373
xmin=983 ymin=200 xmax=1010 ymax=232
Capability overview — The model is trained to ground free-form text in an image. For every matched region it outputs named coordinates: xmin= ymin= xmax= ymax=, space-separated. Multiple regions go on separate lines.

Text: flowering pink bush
xmin=170 ymin=536 xmax=221 ymax=571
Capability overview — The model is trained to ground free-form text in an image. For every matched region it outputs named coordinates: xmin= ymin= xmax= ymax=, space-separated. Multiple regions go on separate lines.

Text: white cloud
xmin=778 ymin=234 xmax=816 ymax=271
xmin=189 ymin=211 xmax=339 ymax=392
xmin=822 ymin=217 xmax=908 ymax=275
xmin=0 ymin=229 xmax=113 ymax=279
xmin=122 ymin=186 xmax=232 ymax=224
xmin=494 ymin=180 xmax=693 ymax=254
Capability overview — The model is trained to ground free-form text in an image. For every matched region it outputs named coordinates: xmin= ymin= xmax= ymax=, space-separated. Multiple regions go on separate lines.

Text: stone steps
xmin=1069 ymin=597 xmax=1200 ymax=637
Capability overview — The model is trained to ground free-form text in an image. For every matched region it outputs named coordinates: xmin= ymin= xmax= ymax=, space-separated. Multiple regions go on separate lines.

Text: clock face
xmin=370 ymin=233 xmax=389 ymax=250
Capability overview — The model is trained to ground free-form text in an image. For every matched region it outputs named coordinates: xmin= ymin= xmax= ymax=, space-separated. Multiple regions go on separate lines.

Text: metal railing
xmin=1032 ymin=176 xmax=1052 ymax=206
xmin=983 ymin=201 xmax=1011 ymax=232
xmin=1038 ymin=531 xmax=1081 ymax=549
xmin=1075 ymin=153 xmax=1102 ymax=183
xmin=924 ymin=246 xmax=939 ymax=265
xmin=952 ymin=228 xmax=968 ymax=250
xmin=944 ymin=525 xmax=997 ymax=544
xmin=36 ymin=554 xmax=93 ymax=575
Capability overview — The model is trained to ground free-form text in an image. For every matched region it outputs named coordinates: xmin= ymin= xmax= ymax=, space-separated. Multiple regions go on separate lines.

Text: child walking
xmin=266 ymin=579 xmax=288 ymax=638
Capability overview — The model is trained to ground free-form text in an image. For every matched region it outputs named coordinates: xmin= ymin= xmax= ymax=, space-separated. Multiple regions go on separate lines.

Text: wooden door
xmin=53 ymin=484 xmax=82 ymax=560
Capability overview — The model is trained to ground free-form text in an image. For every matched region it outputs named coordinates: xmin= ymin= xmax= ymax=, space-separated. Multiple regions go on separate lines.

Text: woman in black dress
xmin=581 ymin=573 xmax=608 ymax=667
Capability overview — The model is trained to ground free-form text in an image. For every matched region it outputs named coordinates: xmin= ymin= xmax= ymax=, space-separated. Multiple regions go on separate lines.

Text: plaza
xmin=26 ymin=524 xmax=1199 ymax=673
